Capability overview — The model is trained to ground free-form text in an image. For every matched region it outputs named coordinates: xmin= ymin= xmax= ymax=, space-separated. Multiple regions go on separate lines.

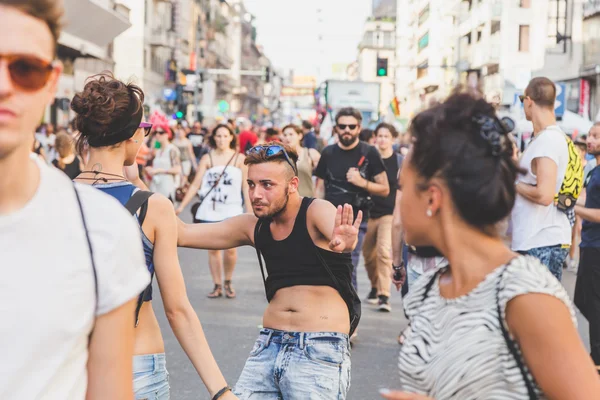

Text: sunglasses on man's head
xmin=246 ymin=144 xmax=298 ymax=176
xmin=337 ymin=124 xmax=357 ymax=131
xmin=1 ymin=54 xmax=55 ymax=92
xmin=139 ymin=122 xmax=153 ymax=137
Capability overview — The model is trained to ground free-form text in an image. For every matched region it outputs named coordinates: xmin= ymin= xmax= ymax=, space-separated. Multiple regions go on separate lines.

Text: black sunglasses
xmin=155 ymin=130 xmax=167 ymax=135
xmin=246 ymin=144 xmax=298 ymax=176
xmin=519 ymin=95 xmax=527 ymax=103
xmin=337 ymin=124 xmax=357 ymax=131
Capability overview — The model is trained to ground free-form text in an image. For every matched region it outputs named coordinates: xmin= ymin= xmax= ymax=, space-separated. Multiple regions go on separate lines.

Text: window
xmin=418 ymin=32 xmax=430 ymax=51
xmin=465 ymin=32 xmax=472 ymax=45
xmin=477 ymin=25 xmax=484 ymax=42
xmin=520 ymin=0 xmax=531 ymax=7
xmin=491 ymin=21 xmax=501 ymax=35
xmin=519 ymin=25 xmax=530 ymax=52
xmin=546 ymin=0 xmax=568 ymax=53
xmin=418 ymin=4 xmax=430 ymax=26
xmin=417 ymin=61 xmax=428 ymax=79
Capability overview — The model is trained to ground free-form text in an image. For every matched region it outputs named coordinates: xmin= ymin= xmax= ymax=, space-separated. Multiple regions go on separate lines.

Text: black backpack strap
xmin=253 ymin=219 xmax=269 ymax=298
xmin=72 ymin=184 xmax=98 ymax=339
xmin=496 ymin=265 xmax=538 ymax=399
xmin=125 ymin=190 xmax=153 ymax=226
xmin=124 ymin=190 xmax=153 ymax=327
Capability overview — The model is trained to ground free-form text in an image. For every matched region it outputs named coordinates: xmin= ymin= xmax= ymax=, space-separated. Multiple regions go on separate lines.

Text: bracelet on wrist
xmin=212 ymin=386 xmax=232 ymax=400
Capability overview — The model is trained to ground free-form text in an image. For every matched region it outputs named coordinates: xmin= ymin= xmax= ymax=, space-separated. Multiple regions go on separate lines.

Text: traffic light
xmin=376 ymin=57 xmax=388 ymax=77
xmin=176 ymin=111 xmax=184 ymax=119
xmin=262 ymin=66 xmax=271 ymax=83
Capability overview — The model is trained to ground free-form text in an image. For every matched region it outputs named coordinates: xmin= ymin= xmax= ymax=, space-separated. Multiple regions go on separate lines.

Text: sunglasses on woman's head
xmin=155 ymin=130 xmax=167 ymax=135
xmin=139 ymin=122 xmax=153 ymax=137
xmin=1 ymin=54 xmax=55 ymax=92
xmin=246 ymin=144 xmax=298 ymax=176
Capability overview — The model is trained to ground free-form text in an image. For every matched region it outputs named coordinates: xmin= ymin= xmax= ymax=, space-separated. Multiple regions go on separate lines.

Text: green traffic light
xmin=176 ymin=111 xmax=183 ymax=118
xmin=378 ymin=68 xmax=386 ymax=76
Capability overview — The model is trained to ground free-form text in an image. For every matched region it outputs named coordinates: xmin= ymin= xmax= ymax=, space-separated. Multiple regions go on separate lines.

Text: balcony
xmin=148 ymin=28 xmax=174 ymax=48
xmin=584 ymin=0 xmax=600 ymax=19
xmin=61 ymin=0 xmax=131 ymax=53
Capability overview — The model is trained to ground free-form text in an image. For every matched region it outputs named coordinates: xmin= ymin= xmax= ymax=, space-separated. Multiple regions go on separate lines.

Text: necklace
xmin=78 ymin=163 xmax=127 ymax=184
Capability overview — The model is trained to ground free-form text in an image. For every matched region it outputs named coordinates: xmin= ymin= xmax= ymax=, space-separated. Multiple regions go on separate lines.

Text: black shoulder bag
xmin=124 ymin=190 xmax=154 ymax=327
xmin=73 ymin=184 xmax=98 ymax=340
xmin=253 ymin=219 xmax=361 ymax=336
xmin=496 ymin=266 xmax=538 ymax=399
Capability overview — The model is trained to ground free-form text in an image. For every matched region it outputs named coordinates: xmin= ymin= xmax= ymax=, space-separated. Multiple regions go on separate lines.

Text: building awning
xmin=61 ymin=0 xmax=131 ymax=51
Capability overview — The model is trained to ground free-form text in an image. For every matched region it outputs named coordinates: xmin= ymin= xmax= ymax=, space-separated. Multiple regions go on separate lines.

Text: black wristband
xmin=212 ymin=386 xmax=231 ymax=400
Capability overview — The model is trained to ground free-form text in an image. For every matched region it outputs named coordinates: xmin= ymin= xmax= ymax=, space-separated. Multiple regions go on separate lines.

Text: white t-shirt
xmin=511 ymin=126 xmax=571 ymax=251
xmin=0 ymin=158 xmax=150 ymax=400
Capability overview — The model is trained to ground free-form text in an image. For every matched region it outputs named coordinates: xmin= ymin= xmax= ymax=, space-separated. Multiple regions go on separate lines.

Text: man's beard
xmin=339 ymin=133 xmax=358 ymax=147
xmin=254 ymin=187 xmax=289 ymax=219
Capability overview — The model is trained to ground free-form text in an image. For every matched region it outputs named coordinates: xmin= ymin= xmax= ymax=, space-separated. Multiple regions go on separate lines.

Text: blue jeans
xmin=350 ymin=221 xmax=368 ymax=291
xmin=133 ymin=353 xmax=170 ymax=400
xmin=519 ymin=245 xmax=569 ymax=281
xmin=234 ymin=329 xmax=352 ymax=399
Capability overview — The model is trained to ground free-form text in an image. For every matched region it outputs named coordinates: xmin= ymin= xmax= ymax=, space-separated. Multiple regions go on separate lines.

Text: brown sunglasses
xmin=1 ymin=54 xmax=55 ymax=92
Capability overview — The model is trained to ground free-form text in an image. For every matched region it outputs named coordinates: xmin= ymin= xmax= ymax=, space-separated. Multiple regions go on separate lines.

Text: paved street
xmin=152 ymin=214 xmax=590 ymax=399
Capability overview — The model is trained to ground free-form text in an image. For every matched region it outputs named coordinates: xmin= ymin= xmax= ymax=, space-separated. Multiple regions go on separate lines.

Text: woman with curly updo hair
xmin=72 ymin=73 xmax=235 ymax=400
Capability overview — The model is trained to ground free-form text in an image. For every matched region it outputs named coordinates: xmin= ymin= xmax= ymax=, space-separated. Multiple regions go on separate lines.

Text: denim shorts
xmin=133 ymin=353 xmax=170 ymax=400
xmin=234 ymin=329 xmax=352 ymax=399
xmin=519 ymin=245 xmax=569 ymax=281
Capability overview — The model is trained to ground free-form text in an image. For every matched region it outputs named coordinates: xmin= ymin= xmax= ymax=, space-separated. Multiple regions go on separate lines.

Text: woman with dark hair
xmin=72 ymin=74 xmax=235 ymax=400
xmin=280 ymin=124 xmax=320 ymax=197
xmin=177 ymin=123 xmax=250 ymax=299
xmin=381 ymin=93 xmax=600 ymax=399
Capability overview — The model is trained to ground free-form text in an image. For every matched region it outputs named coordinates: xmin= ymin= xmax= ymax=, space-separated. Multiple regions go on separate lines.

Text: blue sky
xmin=244 ymin=0 xmax=371 ymax=80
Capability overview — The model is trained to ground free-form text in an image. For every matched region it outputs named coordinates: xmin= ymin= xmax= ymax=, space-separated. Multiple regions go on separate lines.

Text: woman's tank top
xmin=296 ymin=147 xmax=314 ymax=198
xmin=93 ymin=182 xmax=155 ymax=302
xmin=195 ymin=152 xmax=244 ymax=222
xmin=150 ymin=144 xmax=177 ymax=200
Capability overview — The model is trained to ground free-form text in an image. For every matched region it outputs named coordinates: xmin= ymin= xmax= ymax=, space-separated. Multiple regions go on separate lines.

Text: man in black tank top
xmin=178 ymin=143 xmax=362 ymax=399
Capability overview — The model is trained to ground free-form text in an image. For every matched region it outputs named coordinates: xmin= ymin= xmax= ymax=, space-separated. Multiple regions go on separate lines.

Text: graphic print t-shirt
xmin=195 ymin=165 xmax=244 ymax=221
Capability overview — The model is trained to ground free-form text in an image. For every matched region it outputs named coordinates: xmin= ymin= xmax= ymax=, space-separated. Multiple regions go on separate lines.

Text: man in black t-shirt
xmin=315 ymin=107 xmax=389 ymax=294
xmin=187 ymin=121 xmax=206 ymax=162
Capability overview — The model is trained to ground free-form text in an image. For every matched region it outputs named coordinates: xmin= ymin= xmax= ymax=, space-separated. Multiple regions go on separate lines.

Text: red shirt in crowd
xmin=239 ymin=130 xmax=258 ymax=153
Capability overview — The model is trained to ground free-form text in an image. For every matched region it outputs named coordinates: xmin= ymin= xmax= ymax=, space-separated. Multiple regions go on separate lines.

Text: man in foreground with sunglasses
xmin=178 ymin=143 xmax=362 ymax=399
xmin=314 ymin=107 xmax=389 ymax=322
xmin=0 ymin=1 xmax=151 ymax=399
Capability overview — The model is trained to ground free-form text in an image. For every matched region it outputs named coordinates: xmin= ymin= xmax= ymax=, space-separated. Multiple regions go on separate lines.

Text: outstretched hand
xmin=329 ymin=204 xmax=363 ymax=253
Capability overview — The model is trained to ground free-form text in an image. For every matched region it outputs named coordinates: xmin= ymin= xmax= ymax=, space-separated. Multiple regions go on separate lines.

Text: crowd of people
xmin=3 ymin=1 xmax=600 ymax=399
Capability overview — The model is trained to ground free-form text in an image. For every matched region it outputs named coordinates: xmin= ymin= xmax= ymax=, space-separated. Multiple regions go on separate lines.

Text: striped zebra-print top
xmin=398 ymin=255 xmax=576 ymax=399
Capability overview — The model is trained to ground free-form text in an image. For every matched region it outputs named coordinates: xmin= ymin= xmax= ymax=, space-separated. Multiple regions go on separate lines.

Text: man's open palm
xmin=329 ymin=204 xmax=363 ymax=253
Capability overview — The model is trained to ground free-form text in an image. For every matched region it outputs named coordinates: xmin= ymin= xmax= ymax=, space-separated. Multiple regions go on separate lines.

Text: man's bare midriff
xmin=262 ymin=285 xmax=350 ymax=334
xmin=133 ymin=302 xmax=166 ymax=356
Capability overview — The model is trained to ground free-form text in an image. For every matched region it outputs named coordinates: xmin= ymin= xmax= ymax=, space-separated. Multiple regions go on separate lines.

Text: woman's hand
xmin=380 ymin=389 xmax=434 ymax=400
